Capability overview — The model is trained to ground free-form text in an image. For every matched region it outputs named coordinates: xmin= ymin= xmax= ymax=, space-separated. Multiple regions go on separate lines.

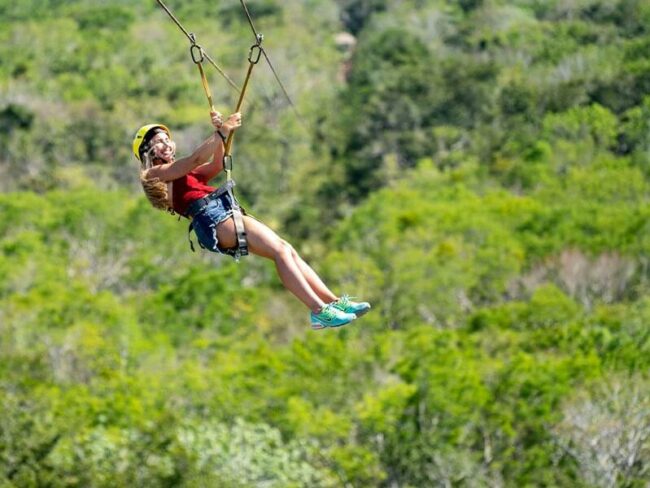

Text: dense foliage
xmin=1 ymin=0 xmax=649 ymax=486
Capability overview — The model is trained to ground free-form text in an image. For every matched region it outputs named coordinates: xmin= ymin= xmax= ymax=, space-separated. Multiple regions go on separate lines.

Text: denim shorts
xmin=191 ymin=193 xmax=235 ymax=255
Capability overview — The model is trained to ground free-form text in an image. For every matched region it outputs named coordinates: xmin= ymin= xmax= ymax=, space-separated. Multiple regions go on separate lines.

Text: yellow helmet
xmin=132 ymin=123 xmax=171 ymax=161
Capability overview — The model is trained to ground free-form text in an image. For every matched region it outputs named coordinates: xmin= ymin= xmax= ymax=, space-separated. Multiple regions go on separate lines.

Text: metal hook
xmin=248 ymin=43 xmax=263 ymax=64
xmin=189 ymin=33 xmax=204 ymax=64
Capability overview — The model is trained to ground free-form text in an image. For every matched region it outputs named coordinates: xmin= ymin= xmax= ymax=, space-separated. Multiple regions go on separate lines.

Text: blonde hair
xmin=139 ymin=152 xmax=174 ymax=213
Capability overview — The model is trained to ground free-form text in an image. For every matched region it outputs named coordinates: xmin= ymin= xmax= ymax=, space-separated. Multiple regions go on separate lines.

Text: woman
xmin=133 ymin=110 xmax=370 ymax=329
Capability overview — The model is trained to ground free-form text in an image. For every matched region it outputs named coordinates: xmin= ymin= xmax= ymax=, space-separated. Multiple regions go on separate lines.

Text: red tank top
xmin=171 ymin=170 xmax=216 ymax=216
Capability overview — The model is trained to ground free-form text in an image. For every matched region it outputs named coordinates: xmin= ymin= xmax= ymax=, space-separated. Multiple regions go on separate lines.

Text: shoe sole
xmin=334 ymin=305 xmax=371 ymax=318
xmin=311 ymin=325 xmax=347 ymax=330
xmin=310 ymin=317 xmax=356 ymax=330
xmin=353 ymin=307 xmax=371 ymax=317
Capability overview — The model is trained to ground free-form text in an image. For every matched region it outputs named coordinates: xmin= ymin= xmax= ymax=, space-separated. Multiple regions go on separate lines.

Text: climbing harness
xmin=185 ymin=31 xmax=251 ymax=259
xmin=185 ymin=180 xmax=247 ymax=260
xmin=154 ymin=0 xmax=305 ymax=260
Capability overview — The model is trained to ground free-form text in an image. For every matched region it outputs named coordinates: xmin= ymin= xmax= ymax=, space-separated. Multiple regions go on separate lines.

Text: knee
xmin=274 ymin=238 xmax=299 ymax=257
xmin=288 ymin=243 xmax=299 ymax=259
xmin=274 ymin=239 xmax=293 ymax=261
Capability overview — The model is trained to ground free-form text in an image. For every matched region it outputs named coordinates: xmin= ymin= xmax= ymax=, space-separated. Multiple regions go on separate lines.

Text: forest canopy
xmin=1 ymin=0 xmax=650 ymax=486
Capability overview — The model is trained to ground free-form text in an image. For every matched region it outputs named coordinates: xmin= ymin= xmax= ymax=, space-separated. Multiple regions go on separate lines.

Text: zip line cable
xmin=238 ymin=0 xmax=309 ymax=131
xmin=260 ymin=48 xmax=309 ymax=131
xmin=152 ymin=0 xmax=313 ymax=261
xmin=155 ymin=0 xmax=241 ymax=95
xmin=239 ymin=0 xmax=261 ymax=42
xmin=155 ymin=0 xmax=309 ymax=132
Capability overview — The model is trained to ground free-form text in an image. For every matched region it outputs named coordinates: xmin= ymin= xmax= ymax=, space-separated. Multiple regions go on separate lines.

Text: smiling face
xmin=148 ymin=131 xmax=176 ymax=163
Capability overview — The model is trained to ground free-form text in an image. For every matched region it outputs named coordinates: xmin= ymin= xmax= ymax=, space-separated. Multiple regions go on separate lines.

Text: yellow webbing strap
xmin=188 ymin=34 xmax=262 ymax=261
xmin=190 ymin=41 xmax=216 ymax=112
xmin=223 ymin=37 xmax=263 ymax=181
xmin=223 ymin=61 xmax=255 ymax=181
xmin=197 ymin=62 xmax=215 ymax=111
xmin=156 ymin=0 xmax=241 ymax=94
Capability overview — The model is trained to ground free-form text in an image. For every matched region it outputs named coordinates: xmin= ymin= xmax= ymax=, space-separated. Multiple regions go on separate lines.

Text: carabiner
xmin=248 ymin=44 xmax=262 ymax=64
xmin=189 ymin=33 xmax=204 ymax=64
xmin=248 ymin=33 xmax=264 ymax=64
xmin=190 ymin=44 xmax=204 ymax=64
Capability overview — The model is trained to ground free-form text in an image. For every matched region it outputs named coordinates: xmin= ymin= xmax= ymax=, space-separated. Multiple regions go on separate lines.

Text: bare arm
xmin=193 ymin=112 xmax=242 ymax=181
xmin=192 ymin=134 xmax=225 ymax=181
xmin=145 ymin=111 xmax=241 ymax=182
xmin=143 ymin=134 xmax=218 ymax=182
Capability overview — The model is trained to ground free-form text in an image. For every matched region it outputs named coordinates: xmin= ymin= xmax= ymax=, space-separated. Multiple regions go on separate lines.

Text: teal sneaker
xmin=310 ymin=304 xmax=356 ymax=330
xmin=332 ymin=295 xmax=371 ymax=317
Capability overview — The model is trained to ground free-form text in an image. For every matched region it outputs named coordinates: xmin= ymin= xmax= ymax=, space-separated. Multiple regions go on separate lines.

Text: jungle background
xmin=1 ymin=0 xmax=650 ymax=486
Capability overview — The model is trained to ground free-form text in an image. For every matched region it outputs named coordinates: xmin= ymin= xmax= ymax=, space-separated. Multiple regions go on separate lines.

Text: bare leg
xmin=216 ymin=215 xmax=325 ymax=311
xmin=289 ymin=247 xmax=338 ymax=303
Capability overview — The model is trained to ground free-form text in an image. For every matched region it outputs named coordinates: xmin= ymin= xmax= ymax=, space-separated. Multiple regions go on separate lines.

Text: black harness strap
xmin=186 ymin=179 xmax=235 ymax=215
xmin=231 ymin=196 xmax=249 ymax=257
